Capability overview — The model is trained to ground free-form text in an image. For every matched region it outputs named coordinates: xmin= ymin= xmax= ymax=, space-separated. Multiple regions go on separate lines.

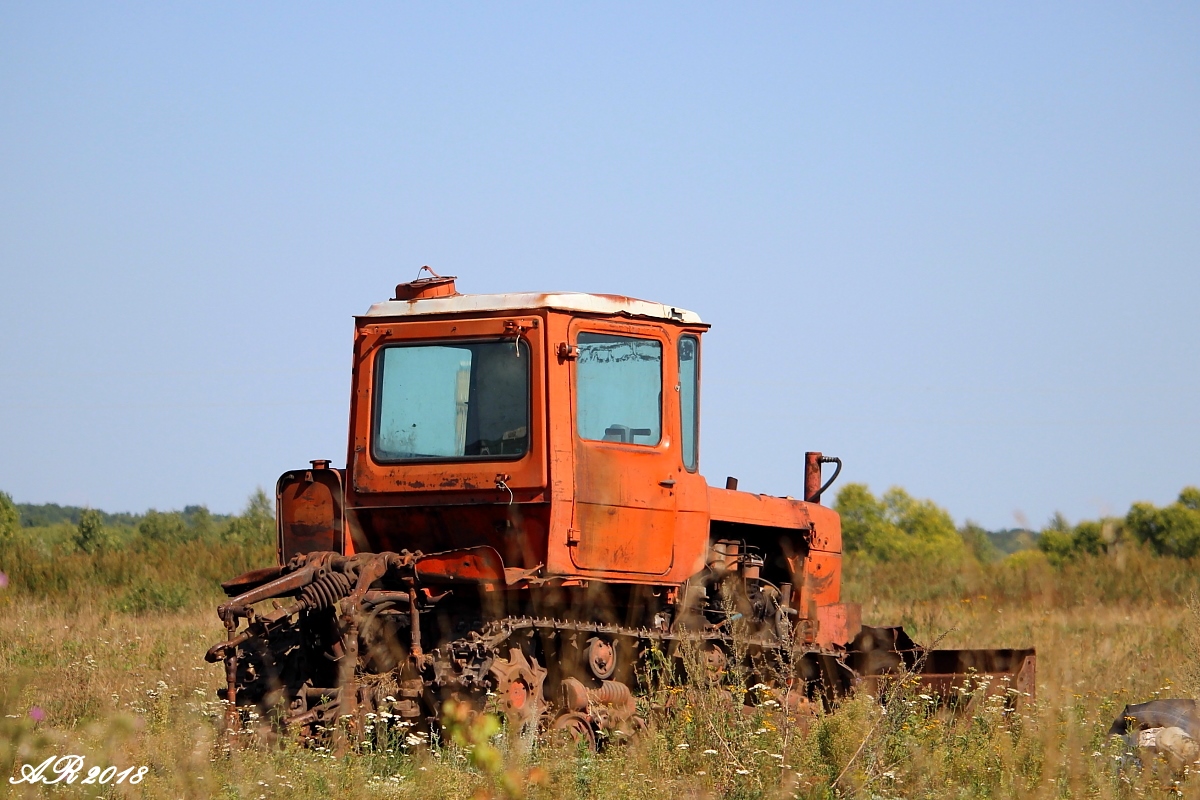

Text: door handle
xmin=659 ymin=478 xmax=676 ymax=487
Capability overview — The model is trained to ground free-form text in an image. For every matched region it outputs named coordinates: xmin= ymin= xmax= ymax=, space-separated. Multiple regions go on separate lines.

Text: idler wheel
xmin=550 ymin=711 xmax=597 ymax=751
xmin=585 ymin=636 xmax=617 ymax=680
xmin=703 ymin=642 xmax=728 ymax=675
xmin=488 ymin=648 xmax=546 ymax=733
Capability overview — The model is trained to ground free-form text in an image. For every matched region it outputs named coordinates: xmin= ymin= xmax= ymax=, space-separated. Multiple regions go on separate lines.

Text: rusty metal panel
xmin=815 ymin=601 xmax=862 ymax=648
xmin=277 ymin=464 xmax=344 ymax=563
xmin=351 ymin=502 xmax=551 ymax=570
xmin=572 ymin=502 xmax=675 ymax=574
xmin=707 ymin=489 xmax=842 ymax=553
xmin=414 ymin=546 xmax=506 ymax=584
xmin=219 ymin=565 xmax=283 ymax=597
xmin=707 ymin=488 xmax=811 ymax=530
xmin=798 ymin=550 xmax=843 ymax=611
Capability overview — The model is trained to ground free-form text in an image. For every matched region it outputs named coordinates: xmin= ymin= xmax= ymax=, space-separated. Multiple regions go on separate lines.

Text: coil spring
xmin=589 ymin=680 xmax=636 ymax=722
xmin=591 ymin=680 xmax=634 ymax=709
xmin=300 ymin=571 xmax=353 ymax=611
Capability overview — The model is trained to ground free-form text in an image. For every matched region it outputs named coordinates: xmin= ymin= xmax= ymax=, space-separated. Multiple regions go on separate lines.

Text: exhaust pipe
xmin=804 ymin=452 xmax=843 ymax=504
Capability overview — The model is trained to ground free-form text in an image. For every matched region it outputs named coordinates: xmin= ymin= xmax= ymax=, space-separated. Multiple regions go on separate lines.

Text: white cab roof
xmin=363 ymin=292 xmax=705 ymax=325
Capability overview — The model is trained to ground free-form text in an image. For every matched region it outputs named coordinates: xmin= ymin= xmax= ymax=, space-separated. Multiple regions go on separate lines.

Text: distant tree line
xmin=0 ymin=489 xmax=274 ymax=553
xmin=835 ymin=483 xmax=1200 ymax=566
xmin=0 ymin=489 xmax=275 ymax=612
xmin=14 ymin=501 xmax=231 ymax=529
xmin=1037 ymin=487 xmax=1200 ymax=563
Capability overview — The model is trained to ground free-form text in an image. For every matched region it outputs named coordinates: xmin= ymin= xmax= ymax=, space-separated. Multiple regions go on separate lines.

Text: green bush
xmin=959 ymin=521 xmax=1002 ymax=563
xmin=74 ymin=508 xmax=110 ymax=554
xmin=1033 ymin=488 xmax=1200 ymax=564
xmin=835 ymin=483 xmax=967 ymax=563
xmin=0 ymin=491 xmax=17 ymax=542
xmin=114 ymin=578 xmax=191 ymax=614
xmin=1036 ymin=527 xmax=1073 ymax=564
xmin=1037 ymin=512 xmax=1120 ymax=564
xmin=221 ymin=488 xmax=273 ymax=546
xmin=1125 ymin=487 xmax=1200 ymax=558
xmin=183 ymin=505 xmax=215 ymax=539
xmin=138 ymin=509 xmax=193 ymax=544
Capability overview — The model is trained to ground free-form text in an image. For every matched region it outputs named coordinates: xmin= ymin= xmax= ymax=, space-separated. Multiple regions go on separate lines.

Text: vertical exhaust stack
xmin=804 ymin=451 xmax=843 ymax=504
xmin=804 ymin=451 xmax=824 ymax=504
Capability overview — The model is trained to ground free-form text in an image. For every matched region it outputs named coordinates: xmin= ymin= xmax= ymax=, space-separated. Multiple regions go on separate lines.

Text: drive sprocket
xmin=488 ymin=647 xmax=547 ymax=733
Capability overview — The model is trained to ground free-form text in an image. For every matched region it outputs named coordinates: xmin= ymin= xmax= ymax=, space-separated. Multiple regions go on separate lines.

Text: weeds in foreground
xmin=2 ymin=543 xmax=1200 ymax=797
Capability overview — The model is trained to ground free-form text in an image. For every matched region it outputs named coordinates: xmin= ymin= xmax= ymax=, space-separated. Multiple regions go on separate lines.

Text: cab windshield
xmin=373 ymin=340 xmax=529 ymax=462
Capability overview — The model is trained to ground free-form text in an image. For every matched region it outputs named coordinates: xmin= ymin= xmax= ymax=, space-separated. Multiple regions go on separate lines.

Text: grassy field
xmin=3 ymin=528 xmax=1199 ymax=798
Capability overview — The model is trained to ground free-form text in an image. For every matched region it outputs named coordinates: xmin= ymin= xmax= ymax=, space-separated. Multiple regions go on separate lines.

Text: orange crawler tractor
xmin=207 ymin=270 xmax=1035 ymax=742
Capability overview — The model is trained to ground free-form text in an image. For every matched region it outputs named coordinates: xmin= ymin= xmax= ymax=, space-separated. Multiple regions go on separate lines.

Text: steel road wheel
xmin=550 ymin=711 xmax=597 ymax=751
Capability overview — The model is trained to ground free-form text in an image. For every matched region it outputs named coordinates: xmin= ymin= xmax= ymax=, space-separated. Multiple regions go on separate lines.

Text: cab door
xmin=568 ymin=319 xmax=677 ymax=574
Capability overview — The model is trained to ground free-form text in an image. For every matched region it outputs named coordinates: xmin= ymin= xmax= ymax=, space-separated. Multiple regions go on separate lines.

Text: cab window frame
xmin=679 ymin=334 xmax=700 ymax=472
xmin=370 ymin=337 xmax=533 ymax=465
xmin=574 ymin=330 xmax=665 ymax=448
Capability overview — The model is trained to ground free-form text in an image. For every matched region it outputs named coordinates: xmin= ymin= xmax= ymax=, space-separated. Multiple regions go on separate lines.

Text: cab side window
xmin=576 ymin=332 xmax=662 ymax=445
xmin=679 ymin=335 xmax=699 ymax=471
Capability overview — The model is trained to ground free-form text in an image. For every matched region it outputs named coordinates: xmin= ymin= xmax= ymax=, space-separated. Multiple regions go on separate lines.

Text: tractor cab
xmin=277 ymin=271 xmax=713 ymax=583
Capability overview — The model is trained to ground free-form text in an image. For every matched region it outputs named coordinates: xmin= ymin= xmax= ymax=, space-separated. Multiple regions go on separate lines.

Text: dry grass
xmin=3 ymin=544 xmax=1199 ymax=798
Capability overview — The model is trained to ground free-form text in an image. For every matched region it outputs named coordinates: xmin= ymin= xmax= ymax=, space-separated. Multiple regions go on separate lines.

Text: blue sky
xmin=1 ymin=3 xmax=1197 ymax=529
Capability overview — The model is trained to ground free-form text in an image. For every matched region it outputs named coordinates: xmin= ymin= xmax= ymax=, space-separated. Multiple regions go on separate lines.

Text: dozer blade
xmin=846 ymin=626 xmax=1036 ymax=708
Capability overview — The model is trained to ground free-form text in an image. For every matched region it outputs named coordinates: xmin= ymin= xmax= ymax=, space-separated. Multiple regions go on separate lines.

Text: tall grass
xmin=0 ymin=493 xmax=274 ymax=612
xmin=0 ymin=534 xmax=271 ymax=611
xmin=2 ymin=533 xmax=1198 ymax=797
xmin=845 ymin=544 xmax=1200 ymax=609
